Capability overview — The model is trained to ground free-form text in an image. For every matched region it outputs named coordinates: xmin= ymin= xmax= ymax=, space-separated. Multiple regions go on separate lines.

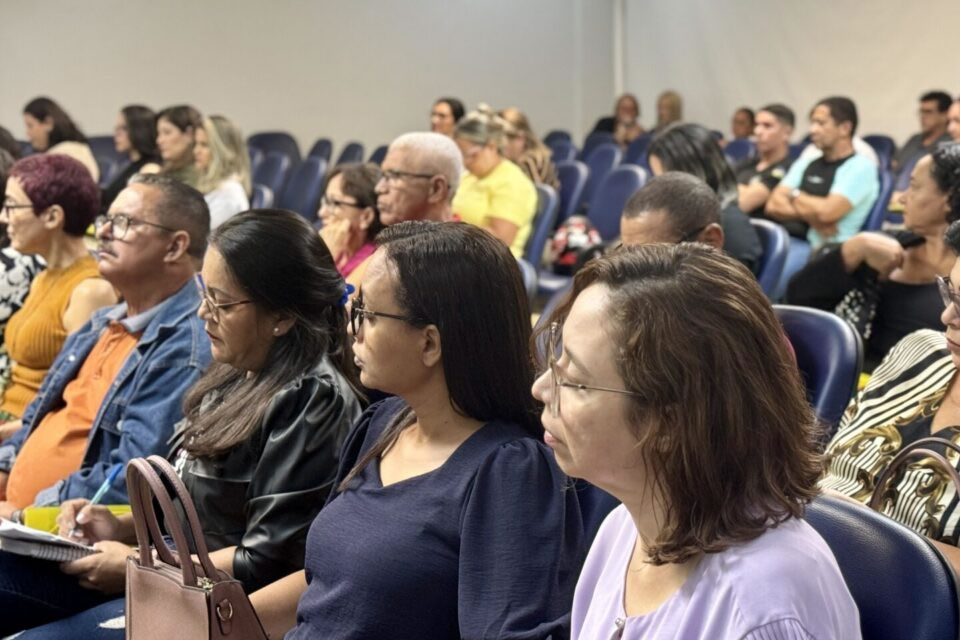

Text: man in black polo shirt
xmin=736 ymin=104 xmax=794 ymax=224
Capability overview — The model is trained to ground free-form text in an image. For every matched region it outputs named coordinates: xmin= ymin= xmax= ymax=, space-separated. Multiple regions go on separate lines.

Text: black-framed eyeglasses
xmin=677 ymin=224 xmax=708 ymax=244
xmin=546 ymin=322 xmax=642 ymax=418
xmin=95 ymin=213 xmax=178 ymax=240
xmin=937 ymin=276 xmax=960 ymax=312
xmin=194 ymin=274 xmax=252 ymax=323
xmin=379 ymin=169 xmax=435 ymax=185
xmin=320 ymin=195 xmax=362 ymax=211
xmin=1 ymin=202 xmax=34 ymax=216
xmin=349 ymin=299 xmax=417 ymax=336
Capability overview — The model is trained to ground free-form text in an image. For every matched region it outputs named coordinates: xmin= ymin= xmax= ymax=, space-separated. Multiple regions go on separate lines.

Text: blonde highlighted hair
xmin=196 ymin=115 xmax=251 ymax=194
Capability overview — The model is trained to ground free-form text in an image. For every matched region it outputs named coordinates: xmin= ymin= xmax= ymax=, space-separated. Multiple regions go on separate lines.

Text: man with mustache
xmin=0 ymin=174 xmax=211 ymax=518
xmin=375 ymin=132 xmax=462 ymax=225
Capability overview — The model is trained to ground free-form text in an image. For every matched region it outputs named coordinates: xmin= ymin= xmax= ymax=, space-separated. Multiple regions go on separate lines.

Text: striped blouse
xmin=821 ymin=329 xmax=960 ymax=542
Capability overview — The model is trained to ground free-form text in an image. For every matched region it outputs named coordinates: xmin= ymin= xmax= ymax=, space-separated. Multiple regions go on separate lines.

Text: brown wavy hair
xmin=535 ymin=243 xmax=823 ymax=564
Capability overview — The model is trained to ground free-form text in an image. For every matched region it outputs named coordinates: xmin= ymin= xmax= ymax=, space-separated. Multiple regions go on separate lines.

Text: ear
xmin=427 ymin=176 xmax=447 ymax=204
xmin=697 ymin=223 xmax=725 ymax=250
xmin=41 ymin=205 xmax=65 ymax=231
xmin=164 ymin=230 xmax=192 ymax=262
xmin=358 ymin=207 xmax=375 ymax=231
xmin=420 ymin=324 xmax=442 ymax=368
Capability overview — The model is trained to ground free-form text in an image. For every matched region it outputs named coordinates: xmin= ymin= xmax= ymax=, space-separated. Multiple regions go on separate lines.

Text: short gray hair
xmin=390 ymin=132 xmax=463 ymax=199
xmin=130 ymin=173 xmax=211 ymax=259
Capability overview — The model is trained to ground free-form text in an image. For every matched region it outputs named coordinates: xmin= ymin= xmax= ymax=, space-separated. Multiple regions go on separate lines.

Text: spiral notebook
xmin=0 ymin=518 xmax=98 ymax=562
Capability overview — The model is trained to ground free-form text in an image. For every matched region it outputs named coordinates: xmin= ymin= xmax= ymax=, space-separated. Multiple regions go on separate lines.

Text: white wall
xmin=623 ymin=0 xmax=960 ymax=145
xmin=0 ymin=0 xmax=614 ymax=156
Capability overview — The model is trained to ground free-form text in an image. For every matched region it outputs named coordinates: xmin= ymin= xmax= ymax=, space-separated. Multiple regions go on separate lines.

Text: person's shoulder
xmin=845 ymin=152 xmax=879 ymax=173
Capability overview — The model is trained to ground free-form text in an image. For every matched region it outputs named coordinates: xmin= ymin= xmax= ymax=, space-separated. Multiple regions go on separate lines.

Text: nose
xmin=95 ymin=218 xmax=114 ymax=241
xmin=531 ymin=367 xmax=551 ymax=406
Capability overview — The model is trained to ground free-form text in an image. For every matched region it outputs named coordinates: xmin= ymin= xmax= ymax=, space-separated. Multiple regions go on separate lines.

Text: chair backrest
xmin=250 ymin=184 xmax=274 ymax=209
xmin=580 ymin=143 xmax=624 ymax=212
xmin=723 ymin=138 xmax=756 ymax=164
xmin=307 ymin=138 xmax=333 ymax=162
xmin=749 ymin=219 xmax=790 ymax=297
xmin=547 ymin=139 xmax=577 ymax=164
xmin=515 ymin=257 xmax=538 ymax=301
xmin=247 ymin=145 xmax=264 ymax=178
xmin=574 ymin=480 xmax=620 ymax=544
xmin=543 ymin=130 xmax=572 ymax=146
xmin=87 ymin=135 xmax=123 ymax=162
xmin=247 ymin=131 xmax=301 ymax=165
xmin=18 ymin=140 xmax=33 ymax=157
xmin=335 ymin=142 xmax=365 ymax=166
xmin=368 ymin=144 xmax=388 ymax=166
xmin=863 ymin=134 xmax=895 ymax=170
xmin=622 ymin=133 xmax=653 ymax=166
xmin=861 ymin=169 xmax=893 ymax=232
xmin=773 ymin=305 xmax=862 ymax=431
xmin=805 ymin=495 xmax=960 ymax=640
xmin=97 ymin=157 xmax=120 ymax=187
xmin=579 ymin=131 xmax=616 ymax=161
xmin=525 ymin=184 xmax=560 ymax=267
xmin=587 ymin=164 xmax=646 ymax=241
xmin=894 ymin=153 xmax=920 ymax=192
xmin=251 ymin=151 xmax=292 ymax=206
xmin=788 ymin=142 xmax=805 ymax=162
xmin=555 ymin=160 xmax=589 ymax=224
xmin=277 ymin=156 xmax=328 ymax=222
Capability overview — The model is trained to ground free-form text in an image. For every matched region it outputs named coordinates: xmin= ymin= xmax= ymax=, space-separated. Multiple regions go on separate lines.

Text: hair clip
xmin=339 ymin=283 xmax=355 ymax=307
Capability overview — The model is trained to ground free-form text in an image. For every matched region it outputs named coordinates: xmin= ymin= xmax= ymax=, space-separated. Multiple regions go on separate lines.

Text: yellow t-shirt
xmin=452 ymin=159 xmax=538 ymax=257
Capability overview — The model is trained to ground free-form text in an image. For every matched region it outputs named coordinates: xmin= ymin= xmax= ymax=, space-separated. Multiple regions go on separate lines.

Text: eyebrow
xmin=562 ymin=342 xmax=592 ymax=378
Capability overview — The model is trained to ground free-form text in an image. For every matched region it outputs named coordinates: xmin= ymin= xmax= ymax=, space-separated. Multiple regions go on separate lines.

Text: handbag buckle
xmin=216 ymin=600 xmax=234 ymax=622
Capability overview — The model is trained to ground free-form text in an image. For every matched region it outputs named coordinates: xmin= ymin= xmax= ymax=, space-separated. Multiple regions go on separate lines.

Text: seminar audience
xmin=194 ymin=115 xmax=251 ymax=229
xmin=429 ymin=97 xmax=465 ymax=137
xmin=620 ymin=172 xmax=725 ymax=251
xmin=376 ymin=132 xmax=462 ymax=225
xmin=736 ymin=103 xmax=795 ymax=219
xmin=155 ymin=104 xmax=202 ymax=188
xmin=100 ymin=105 xmax=161 ymax=212
xmin=500 ymin=106 xmax=560 ymax=188
xmin=319 ymin=162 xmax=384 ymax=286
xmin=654 ymin=90 xmax=683 ymax=132
xmin=22 ymin=97 xmax=99 ymax=182
xmin=590 ymin=94 xmax=646 ymax=148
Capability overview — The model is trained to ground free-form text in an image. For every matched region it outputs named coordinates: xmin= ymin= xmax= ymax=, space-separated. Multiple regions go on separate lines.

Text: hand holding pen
xmin=58 ymin=463 xmax=125 ymax=544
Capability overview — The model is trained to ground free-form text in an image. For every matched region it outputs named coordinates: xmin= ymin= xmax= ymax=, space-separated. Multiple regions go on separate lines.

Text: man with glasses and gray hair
xmin=376 ymin=132 xmax=463 ymax=225
xmin=0 ymin=174 xmax=211 ymax=519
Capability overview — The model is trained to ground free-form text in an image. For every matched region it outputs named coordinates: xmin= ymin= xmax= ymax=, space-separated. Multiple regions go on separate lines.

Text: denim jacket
xmin=0 ymin=279 xmax=211 ymax=505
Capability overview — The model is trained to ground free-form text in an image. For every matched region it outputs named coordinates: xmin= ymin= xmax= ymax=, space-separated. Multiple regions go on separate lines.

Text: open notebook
xmin=0 ymin=518 xmax=98 ymax=562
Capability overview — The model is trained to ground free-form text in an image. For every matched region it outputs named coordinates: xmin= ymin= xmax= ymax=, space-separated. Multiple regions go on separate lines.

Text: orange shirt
xmin=6 ymin=322 xmax=140 ymax=508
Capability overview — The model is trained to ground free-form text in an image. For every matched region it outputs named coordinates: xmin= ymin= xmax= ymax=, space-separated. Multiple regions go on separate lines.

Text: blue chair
xmin=575 ymin=481 xmax=620 ymax=544
xmin=252 ymin=151 xmax=292 ymax=206
xmin=516 ymin=257 xmax=538 ymax=301
xmin=580 ymin=143 xmax=623 ymax=211
xmin=555 ymin=161 xmax=588 ymax=223
xmin=749 ymin=219 xmax=789 ymax=298
xmin=276 ymin=157 xmax=328 ymax=222
xmin=525 ymin=184 xmax=560 ymax=268
xmin=773 ymin=305 xmax=862 ymax=431
xmin=863 ymin=134 xmax=895 ymax=171
xmin=335 ymin=142 xmax=365 ymax=166
xmin=579 ymin=131 xmax=616 ymax=161
xmin=368 ymin=144 xmax=388 ymax=165
xmin=247 ymin=132 xmax=301 ymax=165
xmin=805 ymin=495 xmax=960 ymax=640
xmin=18 ymin=141 xmax=33 ymax=157
xmin=248 ymin=146 xmax=264 ymax=178
xmin=788 ymin=142 xmax=805 ymax=162
xmin=587 ymin=164 xmax=646 ymax=241
xmin=544 ymin=130 xmax=572 ymax=146
xmin=774 ymin=237 xmax=812 ymax=301
xmin=535 ymin=282 xmax=573 ymax=333
xmin=307 ymin=138 xmax=333 ymax=163
xmin=723 ymin=139 xmax=755 ymax=164
xmin=894 ymin=154 xmax=920 ymax=192
xmin=250 ymin=184 xmax=274 ymax=209
xmin=547 ymin=139 xmax=577 ymax=164
xmin=861 ymin=169 xmax=894 ymax=232
xmin=96 ymin=157 xmax=120 ymax=187
xmin=622 ymin=133 xmax=653 ymax=166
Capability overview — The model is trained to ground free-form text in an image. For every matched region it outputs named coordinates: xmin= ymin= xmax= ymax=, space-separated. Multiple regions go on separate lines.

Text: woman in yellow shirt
xmin=0 ymin=155 xmax=117 ymax=426
xmin=452 ymin=107 xmax=538 ymax=257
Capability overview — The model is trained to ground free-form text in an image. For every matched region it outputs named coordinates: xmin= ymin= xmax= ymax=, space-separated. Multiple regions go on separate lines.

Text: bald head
xmin=376 ymin=132 xmax=462 ymax=225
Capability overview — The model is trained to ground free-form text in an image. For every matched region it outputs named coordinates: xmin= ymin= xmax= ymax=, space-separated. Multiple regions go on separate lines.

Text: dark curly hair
xmin=931 ymin=142 xmax=960 ymax=223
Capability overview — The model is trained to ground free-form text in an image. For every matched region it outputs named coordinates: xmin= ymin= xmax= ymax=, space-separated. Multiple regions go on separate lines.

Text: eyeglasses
xmin=379 ymin=169 xmax=436 ymax=185
xmin=349 ymin=298 xmax=417 ymax=335
xmin=937 ymin=276 xmax=960 ymax=312
xmin=320 ymin=195 xmax=362 ymax=211
xmin=1 ymin=202 xmax=34 ymax=215
xmin=677 ymin=224 xmax=708 ymax=244
xmin=194 ymin=274 xmax=252 ymax=323
xmin=95 ymin=213 xmax=178 ymax=240
xmin=546 ymin=322 xmax=641 ymax=418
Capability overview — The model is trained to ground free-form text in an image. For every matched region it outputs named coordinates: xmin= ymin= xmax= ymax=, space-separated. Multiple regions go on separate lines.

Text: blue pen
xmin=68 ymin=463 xmax=124 ymax=539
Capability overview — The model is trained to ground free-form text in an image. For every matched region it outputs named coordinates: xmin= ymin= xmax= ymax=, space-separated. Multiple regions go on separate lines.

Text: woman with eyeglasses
xmin=263 ymin=221 xmax=582 ymax=639
xmin=194 ymin=115 xmax=251 ymax=229
xmin=0 ymin=155 xmax=117 ymax=432
xmin=5 ymin=209 xmax=364 ymax=638
xmin=532 ymin=243 xmax=860 ymax=639
xmin=318 ymin=162 xmax=384 ymax=287
xmin=820 ymin=219 xmax=960 ymax=572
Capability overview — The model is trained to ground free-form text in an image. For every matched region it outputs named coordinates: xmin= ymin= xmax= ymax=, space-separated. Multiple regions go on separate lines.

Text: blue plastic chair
xmin=788 ymin=142 xmax=805 ymax=162
xmin=861 ymin=169 xmax=894 ymax=232
xmin=622 ymin=133 xmax=653 ymax=166
xmin=252 ymin=151 xmax=292 ymax=206
xmin=773 ymin=305 xmax=862 ymax=432
xmin=543 ymin=130 xmax=572 ymax=146
xmin=579 ymin=131 xmax=616 ymax=161
xmin=247 ymin=132 xmax=301 ymax=165
xmin=250 ymin=184 xmax=274 ymax=209
xmin=805 ymin=495 xmax=960 ymax=640
xmin=368 ymin=145 xmax=388 ymax=165
xmin=723 ymin=139 xmax=755 ymax=164
xmin=894 ymin=154 xmax=920 ymax=192
xmin=276 ymin=157 xmax=328 ymax=222
xmin=749 ymin=219 xmax=789 ymax=298
xmin=547 ymin=139 xmax=577 ymax=164
xmin=96 ymin=157 xmax=120 ymax=187
xmin=248 ymin=146 xmax=264 ymax=178
xmin=580 ymin=143 xmax=623 ymax=211
xmin=335 ymin=142 xmax=365 ymax=166
xmin=587 ymin=164 xmax=646 ymax=241
xmin=524 ymin=185 xmax=560 ymax=268
xmin=18 ymin=141 xmax=33 ymax=157
xmin=575 ymin=481 xmax=620 ymax=543
xmin=863 ymin=134 xmax=895 ymax=171
xmin=87 ymin=135 xmax=123 ymax=162
xmin=307 ymin=138 xmax=333 ymax=163
xmin=516 ymin=257 xmax=538 ymax=301
xmin=555 ymin=161 xmax=588 ymax=223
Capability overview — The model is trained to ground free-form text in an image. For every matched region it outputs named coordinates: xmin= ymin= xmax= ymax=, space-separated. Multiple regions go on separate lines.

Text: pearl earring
xmin=273 ymin=327 xmax=280 ymax=335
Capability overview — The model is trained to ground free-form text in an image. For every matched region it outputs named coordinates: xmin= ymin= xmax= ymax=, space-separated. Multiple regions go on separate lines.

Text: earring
xmin=273 ymin=327 xmax=280 ymax=335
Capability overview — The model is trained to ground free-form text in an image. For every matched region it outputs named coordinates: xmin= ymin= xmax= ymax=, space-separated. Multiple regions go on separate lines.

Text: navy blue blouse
xmin=286 ymin=397 xmax=585 ymax=639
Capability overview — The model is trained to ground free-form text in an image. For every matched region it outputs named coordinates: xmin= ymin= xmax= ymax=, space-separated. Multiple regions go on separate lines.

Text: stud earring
xmin=273 ymin=327 xmax=280 ymax=335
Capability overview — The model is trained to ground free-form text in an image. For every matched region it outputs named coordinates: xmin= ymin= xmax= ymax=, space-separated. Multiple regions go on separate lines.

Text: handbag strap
xmin=145 ymin=455 xmax=219 ymax=580
xmin=869 ymin=438 xmax=960 ymax=510
xmin=126 ymin=457 xmax=200 ymax=587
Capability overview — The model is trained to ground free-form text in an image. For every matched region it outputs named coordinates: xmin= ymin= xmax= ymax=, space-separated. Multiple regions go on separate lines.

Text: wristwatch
xmin=789 ymin=188 xmax=801 ymax=202
xmin=10 ymin=508 xmax=23 ymax=524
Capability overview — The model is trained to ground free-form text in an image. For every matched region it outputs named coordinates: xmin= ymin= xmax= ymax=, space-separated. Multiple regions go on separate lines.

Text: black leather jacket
xmin=170 ymin=357 xmax=363 ymax=592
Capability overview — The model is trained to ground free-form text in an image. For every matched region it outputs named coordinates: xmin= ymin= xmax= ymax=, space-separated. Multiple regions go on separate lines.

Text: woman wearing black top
xmin=100 ymin=105 xmax=162 ymax=212
xmin=787 ymin=143 xmax=960 ymax=371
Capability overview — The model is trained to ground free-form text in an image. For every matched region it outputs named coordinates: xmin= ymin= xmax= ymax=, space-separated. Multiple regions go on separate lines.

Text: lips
xmin=947 ymin=335 xmax=960 ymax=353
